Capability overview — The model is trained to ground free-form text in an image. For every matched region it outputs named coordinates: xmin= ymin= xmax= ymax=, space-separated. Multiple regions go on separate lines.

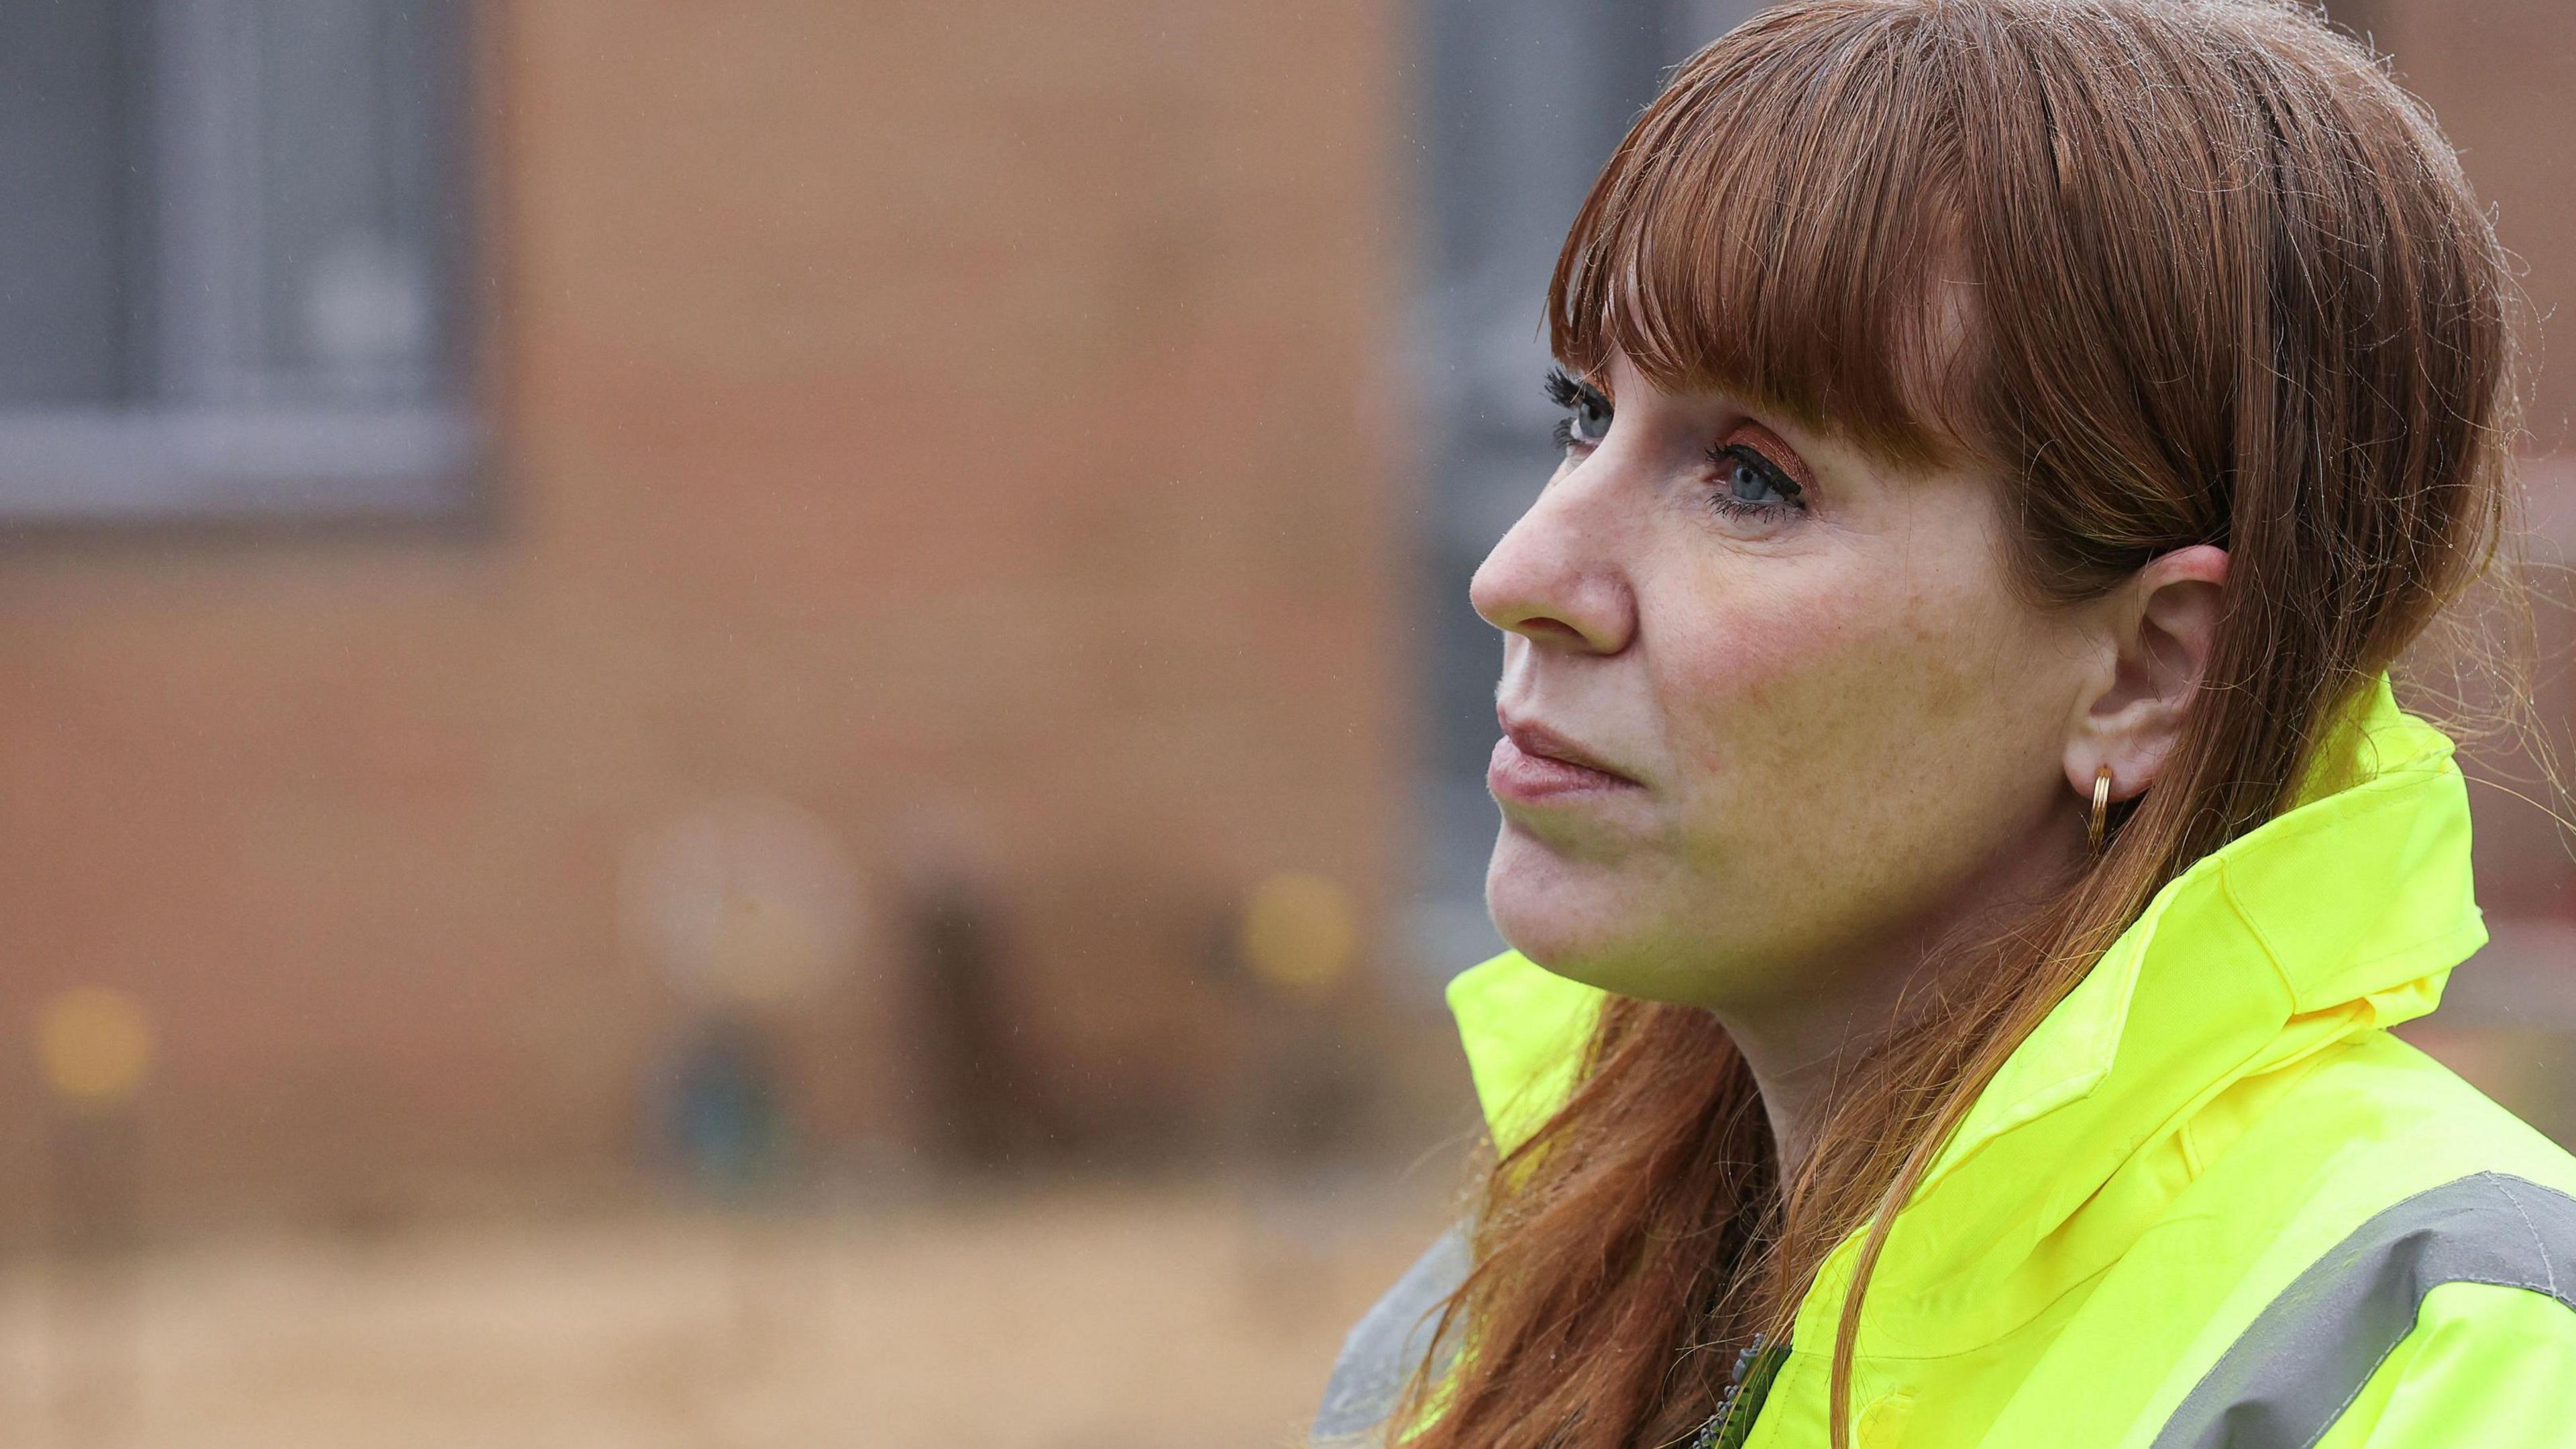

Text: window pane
xmin=0 ymin=0 xmax=479 ymax=521
xmin=246 ymin=0 xmax=458 ymax=405
xmin=0 ymin=0 xmax=151 ymax=406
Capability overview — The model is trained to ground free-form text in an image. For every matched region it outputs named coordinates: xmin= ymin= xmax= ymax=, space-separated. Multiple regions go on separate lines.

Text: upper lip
xmin=1498 ymin=707 xmax=1641 ymax=784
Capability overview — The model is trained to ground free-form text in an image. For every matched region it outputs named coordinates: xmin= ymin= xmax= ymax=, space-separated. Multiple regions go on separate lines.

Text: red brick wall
xmin=0 ymin=0 xmax=1410 ymax=1231
xmin=2367 ymin=1 xmax=2576 ymax=447
xmin=2365 ymin=1 xmax=2576 ymax=924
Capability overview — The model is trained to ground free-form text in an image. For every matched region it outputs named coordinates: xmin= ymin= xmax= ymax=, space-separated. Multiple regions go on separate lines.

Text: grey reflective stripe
xmin=2153 ymin=1171 xmax=2576 ymax=1449
xmin=1311 ymin=1225 xmax=1471 ymax=1442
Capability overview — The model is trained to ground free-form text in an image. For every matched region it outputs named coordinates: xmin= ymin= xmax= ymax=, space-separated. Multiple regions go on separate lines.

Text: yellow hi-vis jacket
xmin=1316 ymin=676 xmax=2576 ymax=1448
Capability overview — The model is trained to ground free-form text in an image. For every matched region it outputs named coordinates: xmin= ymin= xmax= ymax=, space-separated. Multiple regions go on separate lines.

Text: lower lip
xmin=1487 ymin=735 xmax=1642 ymax=804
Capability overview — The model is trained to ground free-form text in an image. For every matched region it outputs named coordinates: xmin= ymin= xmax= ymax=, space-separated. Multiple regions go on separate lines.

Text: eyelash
xmin=1543 ymin=366 xmax=1586 ymax=410
xmin=1545 ymin=368 xmax=1605 ymax=452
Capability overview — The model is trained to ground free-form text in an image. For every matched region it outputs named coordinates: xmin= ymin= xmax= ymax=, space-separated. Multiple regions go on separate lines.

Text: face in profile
xmin=1471 ymin=349 xmax=2105 ymax=1016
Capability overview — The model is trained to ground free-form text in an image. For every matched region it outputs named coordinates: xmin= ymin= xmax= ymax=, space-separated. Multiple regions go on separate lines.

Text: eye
xmin=1705 ymin=425 xmax=1811 ymax=522
xmin=1717 ymin=445 xmax=1799 ymax=506
xmin=1544 ymin=367 xmax=1613 ymax=451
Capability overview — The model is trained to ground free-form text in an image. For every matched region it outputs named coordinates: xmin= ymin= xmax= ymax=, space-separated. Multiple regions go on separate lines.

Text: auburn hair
xmin=1395 ymin=3 xmax=2518 ymax=1448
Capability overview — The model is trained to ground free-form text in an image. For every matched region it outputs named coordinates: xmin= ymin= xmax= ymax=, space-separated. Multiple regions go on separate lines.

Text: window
xmin=0 ymin=0 xmax=478 ymax=522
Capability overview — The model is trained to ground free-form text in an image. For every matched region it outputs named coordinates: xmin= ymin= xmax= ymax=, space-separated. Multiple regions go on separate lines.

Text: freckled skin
xmin=1473 ymin=353 xmax=2105 ymax=1102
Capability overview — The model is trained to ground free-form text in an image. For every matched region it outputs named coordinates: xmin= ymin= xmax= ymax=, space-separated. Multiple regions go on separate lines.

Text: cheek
xmin=1652 ymin=560 xmax=2062 ymax=898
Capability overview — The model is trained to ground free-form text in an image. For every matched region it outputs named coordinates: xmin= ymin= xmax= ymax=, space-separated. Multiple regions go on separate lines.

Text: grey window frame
xmin=0 ymin=0 xmax=484 ymax=525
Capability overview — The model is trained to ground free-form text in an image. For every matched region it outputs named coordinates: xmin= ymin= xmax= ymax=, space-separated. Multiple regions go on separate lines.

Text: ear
xmin=2066 ymin=544 xmax=2228 ymax=803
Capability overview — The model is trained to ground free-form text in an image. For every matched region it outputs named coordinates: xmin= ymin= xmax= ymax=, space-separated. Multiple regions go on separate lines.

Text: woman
xmin=1313 ymin=3 xmax=2576 ymax=1447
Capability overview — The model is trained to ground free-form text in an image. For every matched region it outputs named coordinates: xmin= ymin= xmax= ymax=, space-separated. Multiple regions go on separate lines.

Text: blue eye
xmin=1724 ymin=449 xmax=1791 ymax=504
xmin=1710 ymin=443 xmax=1806 ymax=518
xmin=1544 ymin=368 xmax=1613 ymax=450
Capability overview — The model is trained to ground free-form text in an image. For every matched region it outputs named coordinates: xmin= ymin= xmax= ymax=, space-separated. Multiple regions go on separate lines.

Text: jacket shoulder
xmin=2204 ymin=1027 xmax=2576 ymax=1205
xmin=2308 ymin=1279 xmax=2576 ymax=1448
xmin=2146 ymin=1036 xmax=2576 ymax=1449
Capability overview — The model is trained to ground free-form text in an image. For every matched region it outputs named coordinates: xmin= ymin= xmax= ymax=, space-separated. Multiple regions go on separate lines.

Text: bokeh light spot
xmin=1240 ymin=873 xmax=1358 ymax=998
xmin=38 ymin=987 xmax=154 ymax=1110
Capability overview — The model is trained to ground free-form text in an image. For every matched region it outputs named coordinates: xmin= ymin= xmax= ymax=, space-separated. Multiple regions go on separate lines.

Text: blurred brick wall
xmin=2353 ymin=2 xmax=2576 ymax=463
xmin=0 ymin=0 xmax=1409 ymax=1232
xmin=2358 ymin=0 xmax=2576 ymax=1142
xmin=2363 ymin=1 xmax=2576 ymax=927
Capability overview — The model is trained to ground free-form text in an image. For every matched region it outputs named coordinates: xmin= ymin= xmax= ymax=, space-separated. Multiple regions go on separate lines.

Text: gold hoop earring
xmin=2089 ymin=766 xmax=2114 ymax=853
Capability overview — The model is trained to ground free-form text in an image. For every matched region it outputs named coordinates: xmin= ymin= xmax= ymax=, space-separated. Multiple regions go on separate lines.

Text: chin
xmin=1486 ymin=827 xmax=1768 ymax=1008
xmin=1485 ymin=825 xmax=1646 ymax=982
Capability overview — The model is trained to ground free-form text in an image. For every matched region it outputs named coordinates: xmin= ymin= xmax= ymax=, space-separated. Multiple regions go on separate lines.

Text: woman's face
xmin=1472 ymin=350 xmax=2100 ymax=1015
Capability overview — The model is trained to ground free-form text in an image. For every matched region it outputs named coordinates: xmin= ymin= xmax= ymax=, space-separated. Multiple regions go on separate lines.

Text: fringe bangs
xmin=1546 ymin=5 xmax=1974 ymax=468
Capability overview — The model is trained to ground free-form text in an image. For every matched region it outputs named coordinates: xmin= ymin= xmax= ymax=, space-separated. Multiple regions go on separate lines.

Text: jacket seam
xmin=2493 ymin=1175 xmax=2563 ymax=1299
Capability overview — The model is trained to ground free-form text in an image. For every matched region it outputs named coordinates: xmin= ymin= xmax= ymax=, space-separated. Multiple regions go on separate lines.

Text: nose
xmin=1468 ymin=462 xmax=1637 ymax=655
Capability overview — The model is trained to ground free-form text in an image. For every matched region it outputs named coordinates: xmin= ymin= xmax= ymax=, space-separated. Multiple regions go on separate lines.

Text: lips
xmin=1489 ymin=709 xmax=1644 ymax=803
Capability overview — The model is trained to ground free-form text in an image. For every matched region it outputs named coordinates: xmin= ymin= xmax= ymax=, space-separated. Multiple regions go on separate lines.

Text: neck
xmin=1721 ymin=963 xmax=1929 ymax=1176
xmin=1721 ymin=823 xmax=2086 ymax=1177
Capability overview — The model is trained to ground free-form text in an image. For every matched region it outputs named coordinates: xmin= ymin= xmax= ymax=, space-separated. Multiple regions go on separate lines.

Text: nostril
xmin=1512 ymin=616 xmax=1591 ymax=644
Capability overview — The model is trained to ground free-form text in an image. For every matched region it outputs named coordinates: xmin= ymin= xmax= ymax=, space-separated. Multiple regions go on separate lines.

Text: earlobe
xmin=2067 ymin=544 xmax=2229 ymax=803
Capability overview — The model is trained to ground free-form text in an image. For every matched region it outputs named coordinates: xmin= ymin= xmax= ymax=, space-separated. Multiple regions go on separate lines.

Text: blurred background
xmin=0 ymin=1 xmax=2568 ymax=1446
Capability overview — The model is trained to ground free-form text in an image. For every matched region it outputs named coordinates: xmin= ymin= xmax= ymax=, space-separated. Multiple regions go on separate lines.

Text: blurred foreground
xmin=3 ymin=1003 xmax=2569 ymax=1449
xmin=0 ymin=1166 xmax=1460 ymax=1449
